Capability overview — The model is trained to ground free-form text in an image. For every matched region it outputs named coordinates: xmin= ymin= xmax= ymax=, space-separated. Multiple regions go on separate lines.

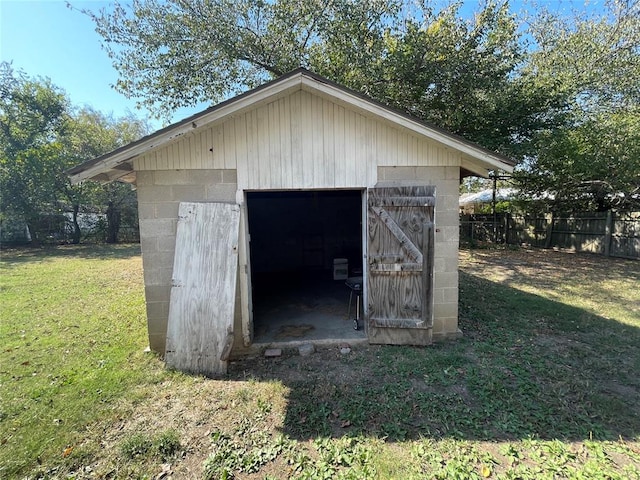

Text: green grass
xmin=1 ymin=244 xmax=639 ymax=479
xmin=0 ymin=245 xmax=164 ymax=477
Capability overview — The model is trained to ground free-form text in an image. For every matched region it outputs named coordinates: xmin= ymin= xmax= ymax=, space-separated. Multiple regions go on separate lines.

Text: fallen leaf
xmin=155 ymin=463 xmax=172 ymax=480
xmin=62 ymin=446 xmax=74 ymax=458
xmin=481 ymin=465 xmax=491 ymax=477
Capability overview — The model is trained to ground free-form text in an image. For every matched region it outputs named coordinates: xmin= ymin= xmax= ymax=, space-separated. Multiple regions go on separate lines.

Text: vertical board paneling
xmin=354 ymin=113 xmax=366 ymax=186
xmin=129 ymin=89 xmax=460 ymax=187
xmin=213 ymin=125 xmax=225 ymax=169
xmin=169 ymin=143 xmax=177 ymax=170
xmin=374 ymin=122 xmax=384 ymax=165
xmin=312 ymin=95 xmax=324 ymax=187
xmin=366 ymin=117 xmax=376 ymax=186
xmin=268 ymin=101 xmax=280 ymax=188
xmin=193 ymin=131 xmax=202 ymax=168
xmin=290 ymin=91 xmax=303 ymax=187
xmin=388 ymin=126 xmax=398 ymax=167
xmin=418 ymin=135 xmax=428 ymax=164
xmin=131 ymin=86 xmax=465 ymax=178
xmin=141 ymin=153 xmax=151 ymax=171
xmin=235 ymin=115 xmax=249 ymax=189
xmin=224 ymin=119 xmax=236 ymax=169
xmin=409 ymin=135 xmax=418 ymax=166
xmin=323 ymin=98 xmax=335 ymax=187
xmin=154 ymin=146 xmax=162 ymax=170
xmin=201 ymin=128 xmax=211 ymax=168
xmin=165 ymin=202 xmax=240 ymax=376
xmin=256 ymin=105 xmax=269 ymax=189
xmin=334 ymin=103 xmax=346 ymax=183
xmin=279 ymin=97 xmax=292 ymax=189
xmin=148 ymin=153 xmax=155 ymax=170
xmin=345 ymin=110 xmax=357 ymax=185
xmin=178 ymin=136 xmax=186 ymax=169
xmin=209 ymin=125 xmax=218 ymax=168
xmin=398 ymin=132 xmax=409 ymax=167
xmin=246 ymin=110 xmax=258 ymax=187
xmin=301 ymin=91 xmax=314 ymax=188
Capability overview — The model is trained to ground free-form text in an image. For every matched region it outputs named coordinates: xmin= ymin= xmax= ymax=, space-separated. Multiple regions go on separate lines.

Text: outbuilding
xmin=69 ymin=69 xmax=514 ymax=376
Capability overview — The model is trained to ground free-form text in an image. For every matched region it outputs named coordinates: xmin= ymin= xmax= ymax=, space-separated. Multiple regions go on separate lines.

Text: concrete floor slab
xmin=251 ymin=271 xmax=367 ymax=346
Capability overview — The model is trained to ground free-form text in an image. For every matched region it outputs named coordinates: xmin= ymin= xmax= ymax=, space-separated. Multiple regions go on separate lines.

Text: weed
xmin=203 ymin=428 xmax=291 ymax=479
xmin=153 ymin=429 xmax=181 ymax=459
xmin=120 ymin=433 xmax=152 ymax=459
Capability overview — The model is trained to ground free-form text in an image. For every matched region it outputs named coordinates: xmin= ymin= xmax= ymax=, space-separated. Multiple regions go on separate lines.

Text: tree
xmin=517 ymin=0 xmax=640 ymax=212
xmin=80 ymin=0 xmax=400 ymax=113
xmin=319 ymin=2 xmax=562 ymax=156
xmin=60 ymin=108 xmax=149 ymax=243
xmin=0 ymin=63 xmax=149 ymax=244
xmin=0 ymin=62 xmax=69 ymax=244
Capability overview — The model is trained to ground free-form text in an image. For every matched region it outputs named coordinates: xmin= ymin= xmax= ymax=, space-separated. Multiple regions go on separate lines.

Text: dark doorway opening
xmin=246 ymin=190 xmax=365 ymax=344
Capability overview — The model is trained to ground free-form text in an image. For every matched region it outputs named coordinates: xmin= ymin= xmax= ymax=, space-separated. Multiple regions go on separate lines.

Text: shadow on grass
xmin=228 ymin=271 xmax=640 ymax=443
xmin=0 ymin=243 xmax=141 ymax=265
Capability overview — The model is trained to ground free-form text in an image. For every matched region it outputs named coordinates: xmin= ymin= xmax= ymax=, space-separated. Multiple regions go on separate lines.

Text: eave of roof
xmin=67 ymin=68 xmax=515 ymax=184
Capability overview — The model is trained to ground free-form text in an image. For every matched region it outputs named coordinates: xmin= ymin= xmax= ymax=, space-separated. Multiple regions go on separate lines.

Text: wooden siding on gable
xmin=134 ymin=89 xmax=461 ymax=189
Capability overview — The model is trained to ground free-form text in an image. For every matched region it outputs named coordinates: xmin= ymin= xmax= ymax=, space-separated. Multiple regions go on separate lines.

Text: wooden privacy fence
xmin=460 ymin=211 xmax=639 ymax=260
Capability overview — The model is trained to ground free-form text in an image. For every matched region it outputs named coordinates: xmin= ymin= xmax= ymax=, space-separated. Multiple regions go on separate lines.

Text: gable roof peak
xmin=68 ymin=69 xmax=514 ymax=183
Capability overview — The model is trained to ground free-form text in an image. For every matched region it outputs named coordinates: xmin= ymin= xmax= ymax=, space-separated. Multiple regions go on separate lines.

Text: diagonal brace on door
xmin=371 ymin=206 xmax=423 ymax=264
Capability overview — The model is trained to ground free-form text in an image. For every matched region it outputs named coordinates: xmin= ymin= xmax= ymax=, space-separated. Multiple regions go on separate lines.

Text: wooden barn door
xmin=367 ymin=186 xmax=435 ymax=345
xmin=165 ymin=202 xmax=240 ymax=376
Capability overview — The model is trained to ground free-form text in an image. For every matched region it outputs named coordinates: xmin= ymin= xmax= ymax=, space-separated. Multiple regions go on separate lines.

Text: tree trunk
xmin=105 ymin=201 xmax=121 ymax=244
xmin=26 ymin=220 xmax=40 ymax=247
xmin=71 ymin=204 xmax=81 ymax=244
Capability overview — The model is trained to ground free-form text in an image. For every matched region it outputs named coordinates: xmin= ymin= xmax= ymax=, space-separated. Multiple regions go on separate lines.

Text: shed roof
xmin=68 ymin=68 xmax=515 ymax=184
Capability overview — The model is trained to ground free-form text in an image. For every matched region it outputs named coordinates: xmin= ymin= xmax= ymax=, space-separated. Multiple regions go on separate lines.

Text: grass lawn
xmin=1 ymin=244 xmax=639 ymax=479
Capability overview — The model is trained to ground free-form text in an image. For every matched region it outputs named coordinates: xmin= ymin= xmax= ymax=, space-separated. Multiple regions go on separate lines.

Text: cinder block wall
xmin=377 ymin=166 xmax=461 ymax=340
xmin=136 ymin=165 xmax=460 ymax=353
xmin=136 ymin=169 xmax=238 ymax=353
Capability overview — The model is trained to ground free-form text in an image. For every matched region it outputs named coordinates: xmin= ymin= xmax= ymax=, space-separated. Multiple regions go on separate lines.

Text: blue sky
xmin=0 ymin=0 xmax=202 ymax=128
xmin=1 ymin=0 xmax=607 ymax=130
xmin=1 ymin=1 xmax=150 ymax=118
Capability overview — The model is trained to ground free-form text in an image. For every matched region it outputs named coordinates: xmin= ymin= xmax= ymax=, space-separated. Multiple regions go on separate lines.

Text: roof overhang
xmin=67 ymin=68 xmax=514 ymax=184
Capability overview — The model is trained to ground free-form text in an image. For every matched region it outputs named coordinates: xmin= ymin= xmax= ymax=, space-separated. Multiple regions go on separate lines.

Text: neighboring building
xmin=69 ymin=69 xmax=514 ymax=375
xmin=459 ymin=188 xmax=517 ymax=214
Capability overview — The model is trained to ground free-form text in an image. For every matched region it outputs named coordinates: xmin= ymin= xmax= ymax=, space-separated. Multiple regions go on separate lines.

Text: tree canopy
xmin=0 ymin=63 xmax=69 ymax=242
xmin=518 ymin=0 xmax=640 ymax=211
xmin=86 ymin=0 xmax=553 ymax=155
xmin=0 ymin=62 xmax=149 ymax=243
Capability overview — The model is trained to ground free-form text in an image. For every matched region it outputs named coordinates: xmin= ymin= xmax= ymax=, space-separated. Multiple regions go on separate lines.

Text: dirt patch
xmin=275 ymin=324 xmax=315 ymax=338
xmin=459 ymin=247 xmax=638 ymax=284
